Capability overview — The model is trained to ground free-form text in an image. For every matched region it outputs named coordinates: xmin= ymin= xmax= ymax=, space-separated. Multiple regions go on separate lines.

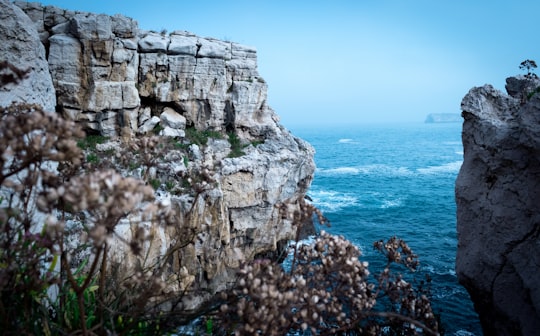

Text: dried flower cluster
xmin=218 ymin=230 xmax=440 ymax=336
xmin=220 ymin=231 xmax=378 ymax=335
xmin=373 ymin=236 xmax=419 ymax=270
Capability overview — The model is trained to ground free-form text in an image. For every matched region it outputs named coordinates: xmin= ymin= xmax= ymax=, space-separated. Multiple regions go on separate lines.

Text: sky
xmin=32 ymin=0 xmax=540 ymax=127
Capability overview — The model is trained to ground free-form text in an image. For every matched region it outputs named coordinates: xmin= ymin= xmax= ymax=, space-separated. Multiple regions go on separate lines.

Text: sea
xmin=289 ymin=122 xmax=483 ymax=336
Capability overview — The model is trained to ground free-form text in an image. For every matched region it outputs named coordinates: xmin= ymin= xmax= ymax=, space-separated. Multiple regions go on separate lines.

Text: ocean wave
xmin=308 ymin=189 xmax=358 ymax=213
xmin=453 ymin=331 xmax=477 ymax=336
xmin=316 ymin=167 xmax=360 ymax=175
xmin=317 ymin=164 xmax=413 ymax=177
xmin=380 ymin=198 xmax=403 ymax=209
xmin=416 ymin=161 xmax=462 ymax=175
xmin=338 ymin=138 xmax=354 ymax=143
xmin=421 ymin=264 xmax=457 ymax=277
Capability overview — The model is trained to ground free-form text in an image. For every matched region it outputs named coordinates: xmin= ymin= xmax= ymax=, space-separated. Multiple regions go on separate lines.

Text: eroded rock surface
xmin=2 ymin=1 xmax=316 ymax=314
xmin=0 ymin=0 xmax=56 ymax=111
xmin=456 ymin=76 xmax=540 ymax=335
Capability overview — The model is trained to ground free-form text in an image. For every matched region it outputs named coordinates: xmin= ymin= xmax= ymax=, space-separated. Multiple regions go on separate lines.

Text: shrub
xmin=217 ymin=201 xmax=439 ymax=335
xmin=227 ymin=131 xmax=245 ymax=158
xmin=185 ymin=126 xmax=223 ymax=146
xmin=519 ymin=59 xmax=538 ymax=79
xmin=77 ymin=134 xmax=108 ymax=151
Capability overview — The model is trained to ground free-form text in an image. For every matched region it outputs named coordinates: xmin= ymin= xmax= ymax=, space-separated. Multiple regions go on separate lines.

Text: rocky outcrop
xmin=2 ymin=1 xmax=316 ymax=314
xmin=456 ymin=76 xmax=540 ymax=335
xmin=0 ymin=0 xmax=55 ymax=111
xmin=13 ymin=1 xmax=273 ymax=139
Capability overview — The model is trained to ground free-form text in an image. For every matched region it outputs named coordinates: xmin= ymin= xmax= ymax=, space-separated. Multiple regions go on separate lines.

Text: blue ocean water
xmin=290 ymin=122 xmax=482 ymax=336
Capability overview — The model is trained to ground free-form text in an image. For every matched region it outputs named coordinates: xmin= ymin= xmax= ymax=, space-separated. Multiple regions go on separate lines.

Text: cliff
xmin=0 ymin=0 xmax=315 ymax=313
xmin=456 ymin=76 xmax=540 ymax=335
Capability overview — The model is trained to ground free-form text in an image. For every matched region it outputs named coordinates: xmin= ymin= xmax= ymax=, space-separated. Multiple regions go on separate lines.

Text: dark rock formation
xmin=456 ymin=76 xmax=540 ymax=335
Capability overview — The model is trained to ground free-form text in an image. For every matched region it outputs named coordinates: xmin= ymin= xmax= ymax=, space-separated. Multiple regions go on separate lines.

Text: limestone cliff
xmin=1 ymin=0 xmax=315 ymax=313
xmin=0 ymin=1 xmax=55 ymax=111
xmin=456 ymin=75 xmax=540 ymax=335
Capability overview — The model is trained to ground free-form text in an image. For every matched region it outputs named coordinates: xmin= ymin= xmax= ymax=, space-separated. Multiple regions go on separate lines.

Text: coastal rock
xmin=5 ymin=1 xmax=316 ymax=316
xmin=0 ymin=0 xmax=56 ymax=111
xmin=138 ymin=31 xmax=169 ymax=52
xmin=160 ymin=107 xmax=186 ymax=129
xmin=504 ymin=75 xmax=540 ymax=102
xmin=456 ymin=78 xmax=540 ymax=335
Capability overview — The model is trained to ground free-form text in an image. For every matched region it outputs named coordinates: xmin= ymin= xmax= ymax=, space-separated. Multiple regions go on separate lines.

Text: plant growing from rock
xmin=519 ymin=59 xmax=538 ymax=79
xmin=517 ymin=59 xmax=540 ymax=101
xmin=227 ymin=131 xmax=246 ymax=158
xmin=218 ymin=200 xmax=439 ymax=335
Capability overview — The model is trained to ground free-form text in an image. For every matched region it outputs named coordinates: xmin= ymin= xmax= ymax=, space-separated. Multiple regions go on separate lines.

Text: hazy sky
xmin=34 ymin=0 xmax=539 ymax=127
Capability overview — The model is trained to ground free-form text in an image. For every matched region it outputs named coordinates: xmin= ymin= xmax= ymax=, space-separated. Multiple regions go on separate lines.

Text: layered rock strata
xmin=456 ymin=75 xmax=540 ymax=335
xmin=1 ymin=0 xmax=315 ymax=313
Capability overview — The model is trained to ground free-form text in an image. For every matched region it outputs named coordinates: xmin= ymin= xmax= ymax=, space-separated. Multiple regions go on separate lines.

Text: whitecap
xmin=308 ymin=189 xmax=358 ymax=213
xmin=316 ymin=167 xmax=359 ymax=175
xmin=380 ymin=198 xmax=403 ymax=209
xmin=357 ymin=164 xmax=413 ymax=177
xmin=416 ymin=161 xmax=462 ymax=175
xmin=338 ymin=138 xmax=354 ymax=143
xmin=453 ymin=331 xmax=477 ymax=336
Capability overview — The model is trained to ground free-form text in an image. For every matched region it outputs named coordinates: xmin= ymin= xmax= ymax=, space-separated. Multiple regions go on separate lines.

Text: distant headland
xmin=425 ymin=113 xmax=462 ymax=123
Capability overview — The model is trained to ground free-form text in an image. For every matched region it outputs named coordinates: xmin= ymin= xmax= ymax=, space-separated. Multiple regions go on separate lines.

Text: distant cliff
xmin=424 ymin=113 xmax=461 ymax=123
xmin=1 ymin=0 xmax=315 ymax=313
xmin=456 ymin=75 xmax=540 ymax=335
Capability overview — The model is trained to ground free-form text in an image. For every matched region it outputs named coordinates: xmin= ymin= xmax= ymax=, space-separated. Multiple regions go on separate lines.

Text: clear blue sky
xmin=33 ymin=0 xmax=539 ymax=127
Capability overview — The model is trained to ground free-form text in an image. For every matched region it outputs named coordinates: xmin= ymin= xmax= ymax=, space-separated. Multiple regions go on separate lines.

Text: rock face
xmin=12 ymin=1 xmax=274 ymax=138
xmin=0 ymin=0 xmax=56 ymax=111
xmin=456 ymin=76 xmax=540 ymax=335
xmin=3 ymin=1 xmax=316 ymax=314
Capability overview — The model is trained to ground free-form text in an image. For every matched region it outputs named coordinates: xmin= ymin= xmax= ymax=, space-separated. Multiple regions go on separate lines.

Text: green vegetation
xmin=77 ymin=134 xmax=108 ymax=151
xmin=519 ymin=59 xmax=540 ymax=100
xmin=86 ymin=153 xmax=99 ymax=164
xmin=250 ymin=140 xmax=264 ymax=147
xmin=520 ymin=59 xmax=537 ymax=79
xmin=227 ymin=131 xmax=245 ymax=158
xmin=149 ymin=178 xmax=161 ymax=190
xmin=185 ymin=126 xmax=223 ymax=146
xmin=152 ymin=123 xmax=164 ymax=135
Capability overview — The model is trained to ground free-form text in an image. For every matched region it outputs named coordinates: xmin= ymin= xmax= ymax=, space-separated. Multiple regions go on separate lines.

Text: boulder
xmin=160 ymin=126 xmax=185 ymax=137
xmin=0 ymin=0 xmax=56 ymax=111
xmin=169 ymin=33 xmax=198 ymax=56
xmin=138 ymin=31 xmax=169 ymax=52
xmin=69 ymin=13 xmax=113 ymax=40
xmin=138 ymin=115 xmax=160 ymax=134
xmin=160 ymin=107 xmax=186 ymax=129
xmin=456 ymin=78 xmax=540 ymax=335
